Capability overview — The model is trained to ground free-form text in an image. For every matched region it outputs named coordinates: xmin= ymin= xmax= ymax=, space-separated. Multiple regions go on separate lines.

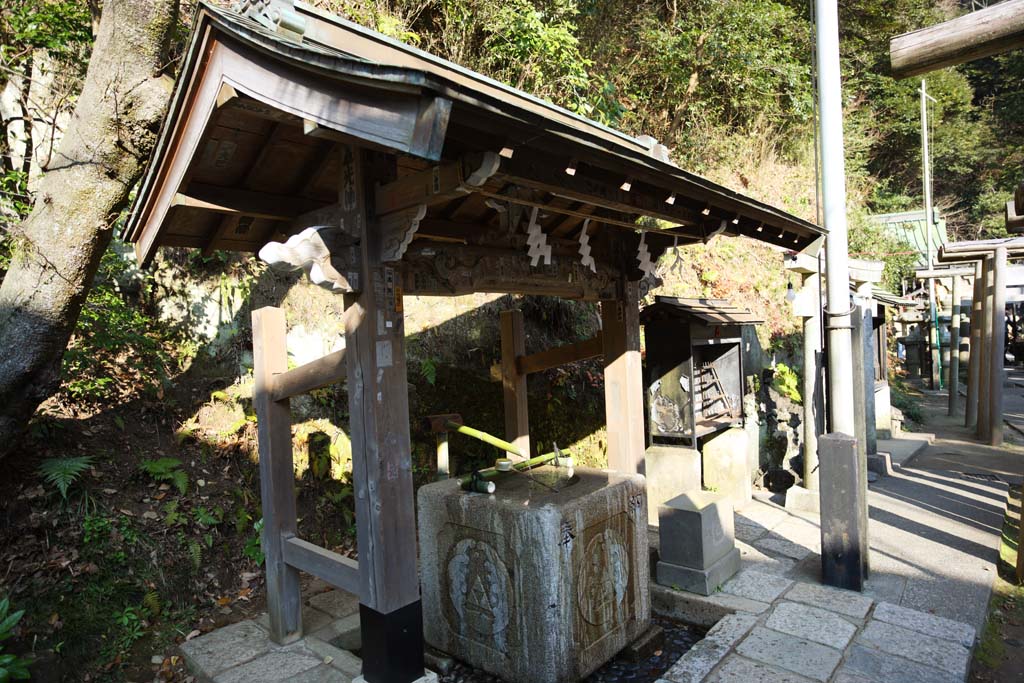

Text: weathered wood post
xmin=948 ymin=274 xmax=961 ymax=416
xmin=252 ymin=306 xmax=303 ymax=644
xmin=601 ymin=280 xmax=645 ymax=474
xmin=818 ymin=432 xmax=866 ymax=591
xmin=979 ymin=256 xmax=994 ymax=442
xmin=341 ymin=146 xmax=425 ymax=683
xmin=500 ymin=309 xmax=530 ymax=460
xmin=990 ymin=246 xmax=1008 ymax=446
xmin=966 ymin=262 xmax=983 ymax=428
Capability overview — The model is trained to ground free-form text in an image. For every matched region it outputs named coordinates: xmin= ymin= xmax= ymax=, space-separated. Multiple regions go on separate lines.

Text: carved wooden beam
xmin=258 ymin=226 xmax=361 ymax=292
xmin=401 ymin=243 xmax=621 ymax=300
xmin=376 ymin=152 xmax=501 ymax=262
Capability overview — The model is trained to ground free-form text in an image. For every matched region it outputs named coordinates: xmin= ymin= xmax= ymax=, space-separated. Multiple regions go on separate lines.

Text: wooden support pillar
xmin=500 ymin=309 xmax=530 ymax=459
xmin=966 ymin=263 xmax=983 ymax=428
xmin=979 ymin=257 xmax=994 ymax=442
xmin=340 ymin=146 xmax=424 ymax=683
xmin=948 ymin=275 xmax=961 ymax=416
xmin=990 ymin=246 xmax=1008 ymax=446
xmin=601 ymin=281 xmax=645 ymax=475
xmin=252 ymin=307 xmax=303 ymax=645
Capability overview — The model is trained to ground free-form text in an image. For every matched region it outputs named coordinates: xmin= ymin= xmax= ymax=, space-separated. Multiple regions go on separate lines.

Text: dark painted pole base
xmin=359 ymin=600 xmax=425 ymax=683
xmin=818 ymin=432 xmax=867 ymax=592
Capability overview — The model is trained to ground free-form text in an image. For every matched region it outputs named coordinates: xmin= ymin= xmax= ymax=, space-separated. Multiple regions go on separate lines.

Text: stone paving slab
xmin=215 ymin=643 xmax=324 ymax=683
xmin=659 ymin=613 xmax=758 ymax=683
xmin=871 ymin=601 xmax=975 ymax=647
xmin=856 ymin=620 xmax=971 ymax=677
xmin=736 ymin=541 xmax=797 ymax=575
xmin=838 ymin=644 xmax=961 ymax=683
xmin=735 ymin=626 xmax=842 ymax=681
xmin=783 ymin=582 xmax=873 ymax=620
xmin=721 ymin=569 xmax=793 ymax=603
xmin=764 ymin=602 xmax=857 ymax=650
xmin=180 ymin=621 xmax=274 ymax=680
xmin=652 ymin=582 xmax=769 ymax=628
xmin=752 ymin=535 xmax=814 ymax=561
xmin=705 ymin=655 xmax=816 ymax=682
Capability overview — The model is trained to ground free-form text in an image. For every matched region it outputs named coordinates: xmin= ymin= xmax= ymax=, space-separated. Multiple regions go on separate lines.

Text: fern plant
xmin=37 ymin=455 xmax=94 ymax=500
xmin=0 ymin=597 xmax=31 ymax=681
xmin=139 ymin=458 xmax=188 ymax=494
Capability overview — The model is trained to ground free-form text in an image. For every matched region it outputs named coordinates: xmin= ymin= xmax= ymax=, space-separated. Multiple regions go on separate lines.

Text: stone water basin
xmin=417 ymin=466 xmax=651 ymax=683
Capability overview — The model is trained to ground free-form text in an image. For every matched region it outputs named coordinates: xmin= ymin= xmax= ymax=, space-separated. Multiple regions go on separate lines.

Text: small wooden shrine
xmin=641 ymin=297 xmax=762 ymax=447
xmin=124 ymin=2 xmax=824 ymax=681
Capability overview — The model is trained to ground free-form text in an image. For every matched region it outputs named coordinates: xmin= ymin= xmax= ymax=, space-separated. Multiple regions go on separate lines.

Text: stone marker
xmin=417 ymin=467 xmax=650 ymax=683
xmin=655 ymin=491 xmax=740 ymax=595
xmin=818 ymin=433 xmax=867 ymax=591
xmin=643 ymin=445 xmax=701 ymax=527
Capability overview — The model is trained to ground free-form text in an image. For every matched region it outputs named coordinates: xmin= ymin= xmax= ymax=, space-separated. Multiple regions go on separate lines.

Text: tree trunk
xmin=0 ymin=0 xmax=179 ymax=460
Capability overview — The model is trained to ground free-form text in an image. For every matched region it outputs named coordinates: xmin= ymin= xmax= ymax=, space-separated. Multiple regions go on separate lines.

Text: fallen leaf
xmin=216 ymin=596 xmax=232 ymax=606
xmin=143 ymin=511 xmax=159 ymax=520
xmin=185 ymin=629 xmax=201 ymax=641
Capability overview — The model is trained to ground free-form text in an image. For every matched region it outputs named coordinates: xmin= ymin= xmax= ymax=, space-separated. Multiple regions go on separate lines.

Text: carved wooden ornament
xmin=258 ymin=226 xmax=358 ymax=293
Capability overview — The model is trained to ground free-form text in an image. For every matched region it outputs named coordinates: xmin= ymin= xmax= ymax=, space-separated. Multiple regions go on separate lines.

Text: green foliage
xmin=163 ymin=500 xmax=185 ymax=527
xmin=37 ymin=455 xmax=94 ymax=500
xmin=139 ymin=457 xmax=188 ymax=494
xmin=771 ymin=362 xmax=801 ymax=404
xmin=607 ymin=0 xmax=813 ymax=166
xmin=109 ymin=605 xmax=146 ymax=655
xmin=0 ymin=597 xmax=31 ymax=681
xmin=187 ymin=539 xmax=202 ymax=571
xmin=142 ymin=591 xmax=161 ymax=617
xmin=419 ymin=358 xmax=437 ymax=386
xmin=243 ymin=518 xmax=265 ymax=566
xmin=890 ymin=378 xmax=924 ymax=424
xmin=847 ymin=214 xmax=918 ymax=293
xmin=82 ymin=515 xmax=112 ymax=546
xmin=62 ymin=245 xmax=170 ymax=403
xmin=193 ymin=506 xmax=222 ymax=528
xmin=0 ymin=0 xmax=91 ymax=58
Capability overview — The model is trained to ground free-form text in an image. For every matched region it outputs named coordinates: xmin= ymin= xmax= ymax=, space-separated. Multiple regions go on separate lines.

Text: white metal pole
xmin=815 ymin=0 xmax=856 ymax=437
xmin=922 ymin=80 xmax=942 ymax=390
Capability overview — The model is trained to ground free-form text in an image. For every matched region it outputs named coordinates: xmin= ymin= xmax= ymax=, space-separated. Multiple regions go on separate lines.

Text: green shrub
xmin=37 ymin=455 xmax=94 ymax=500
xmin=139 ymin=457 xmax=188 ymax=494
xmin=0 ymin=597 xmax=31 ymax=681
xmin=772 ymin=363 xmax=802 ymax=404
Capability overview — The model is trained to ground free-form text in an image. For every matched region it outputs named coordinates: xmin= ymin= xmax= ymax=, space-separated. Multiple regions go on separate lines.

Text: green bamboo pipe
xmin=446 ymin=420 xmax=523 ymax=457
xmin=457 ymin=449 xmax=573 ymax=489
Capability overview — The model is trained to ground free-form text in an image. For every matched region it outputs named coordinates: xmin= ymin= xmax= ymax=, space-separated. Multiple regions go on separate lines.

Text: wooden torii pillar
xmin=914 ymin=266 xmax=976 ymax=416
xmin=939 ymin=238 xmax=1022 ymax=446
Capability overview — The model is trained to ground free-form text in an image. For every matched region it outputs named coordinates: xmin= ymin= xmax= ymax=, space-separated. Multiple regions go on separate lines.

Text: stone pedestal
xmin=655 ymin=492 xmax=740 ymax=596
xmin=644 ymin=445 xmax=701 ymax=527
xmin=701 ymin=427 xmax=751 ymax=509
xmin=417 ymin=467 xmax=650 ymax=683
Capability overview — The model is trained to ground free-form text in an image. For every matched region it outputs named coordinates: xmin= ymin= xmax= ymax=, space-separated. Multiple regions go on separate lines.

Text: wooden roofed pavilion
xmin=125 ymin=2 xmax=824 ymax=681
